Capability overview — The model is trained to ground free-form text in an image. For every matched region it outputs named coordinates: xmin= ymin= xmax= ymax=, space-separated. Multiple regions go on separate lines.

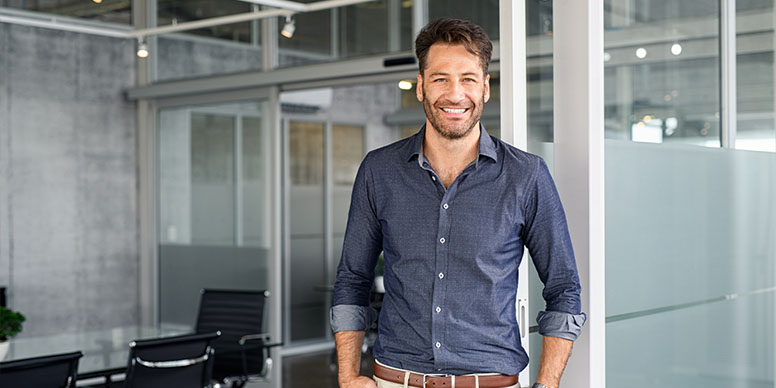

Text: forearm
xmin=536 ymin=336 xmax=573 ymax=388
xmin=335 ymin=330 xmax=366 ymax=385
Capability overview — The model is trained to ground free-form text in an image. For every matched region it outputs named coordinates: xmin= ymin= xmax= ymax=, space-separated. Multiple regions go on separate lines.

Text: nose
xmin=444 ymin=80 xmax=465 ymax=103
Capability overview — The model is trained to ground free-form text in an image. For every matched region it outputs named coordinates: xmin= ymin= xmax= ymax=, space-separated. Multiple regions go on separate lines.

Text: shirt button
xmin=432 ymin=176 xmax=436 ymax=181
xmin=436 ymin=306 xmax=441 ymax=313
xmin=435 ymin=342 xmax=441 ymax=348
xmin=438 ymin=272 xmax=444 ymax=279
xmin=439 ymin=237 xmax=445 ymax=244
xmin=443 ymin=203 xmax=449 ymax=209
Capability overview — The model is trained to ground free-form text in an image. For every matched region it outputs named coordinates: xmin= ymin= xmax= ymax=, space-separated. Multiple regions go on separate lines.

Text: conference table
xmin=4 ymin=324 xmax=191 ymax=386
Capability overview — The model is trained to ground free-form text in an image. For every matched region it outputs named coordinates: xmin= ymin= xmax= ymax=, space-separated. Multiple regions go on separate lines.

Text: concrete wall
xmin=0 ymin=23 xmax=139 ymax=337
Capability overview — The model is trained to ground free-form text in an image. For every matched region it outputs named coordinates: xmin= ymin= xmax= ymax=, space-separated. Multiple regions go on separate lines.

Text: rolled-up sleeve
xmin=522 ymin=158 xmax=586 ymax=341
xmin=330 ymin=152 xmax=383 ymax=333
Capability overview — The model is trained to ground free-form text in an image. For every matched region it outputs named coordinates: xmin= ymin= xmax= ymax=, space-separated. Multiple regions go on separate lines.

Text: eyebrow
xmin=428 ymin=72 xmax=481 ymax=78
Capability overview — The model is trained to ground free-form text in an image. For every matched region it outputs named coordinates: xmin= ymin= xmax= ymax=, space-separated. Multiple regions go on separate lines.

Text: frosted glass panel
xmin=606 ymin=140 xmax=776 ymax=387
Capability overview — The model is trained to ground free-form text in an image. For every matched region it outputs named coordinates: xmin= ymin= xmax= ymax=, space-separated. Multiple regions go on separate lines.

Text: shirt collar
xmin=406 ymin=123 xmax=499 ymax=166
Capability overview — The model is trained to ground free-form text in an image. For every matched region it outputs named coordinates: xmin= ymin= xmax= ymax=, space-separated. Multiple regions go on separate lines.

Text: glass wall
xmin=283 ymin=84 xmax=397 ymax=345
xmin=155 ymin=0 xmax=262 ymax=81
xmin=288 ymin=120 xmax=326 ymax=342
xmin=604 ymin=1 xmax=776 ymax=387
xmin=604 ymin=0 xmax=721 ymax=146
xmin=279 ymin=0 xmax=412 ymax=67
xmin=158 ymin=100 xmax=273 ymax=327
xmin=429 ymin=0 xmax=500 ymax=41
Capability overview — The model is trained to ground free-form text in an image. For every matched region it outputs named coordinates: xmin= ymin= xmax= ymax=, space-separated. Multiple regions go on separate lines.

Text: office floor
xmin=283 ymin=349 xmax=374 ymax=388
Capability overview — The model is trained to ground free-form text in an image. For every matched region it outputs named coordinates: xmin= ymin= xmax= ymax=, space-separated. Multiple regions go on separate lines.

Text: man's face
xmin=417 ymin=43 xmax=490 ymax=140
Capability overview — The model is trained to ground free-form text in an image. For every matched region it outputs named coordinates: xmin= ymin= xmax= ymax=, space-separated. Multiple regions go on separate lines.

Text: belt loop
xmin=422 ymin=374 xmax=427 ymax=388
xmin=474 ymin=375 xmax=479 ymax=388
xmin=403 ymin=371 xmax=410 ymax=388
xmin=451 ymin=375 xmax=455 ymax=388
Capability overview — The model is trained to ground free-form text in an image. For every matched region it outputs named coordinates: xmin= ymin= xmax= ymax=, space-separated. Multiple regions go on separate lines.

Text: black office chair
xmin=124 ymin=331 xmax=220 ymax=388
xmin=0 ymin=351 xmax=82 ymax=388
xmin=195 ymin=289 xmax=282 ymax=388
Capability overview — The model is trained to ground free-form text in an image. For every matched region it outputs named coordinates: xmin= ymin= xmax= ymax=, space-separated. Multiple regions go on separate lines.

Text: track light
xmin=136 ymin=39 xmax=149 ymax=58
xmin=281 ymin=16 xmax=295 ymax=39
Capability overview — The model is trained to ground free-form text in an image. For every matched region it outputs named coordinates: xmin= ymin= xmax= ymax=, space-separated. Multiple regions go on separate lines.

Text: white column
xmin=721 ymin=0 xmax=737 ymax=148
xmin=499 ymin=1 xmax=529 ymax=386
xmin=553 ymin=1 xmax=606 ymax=388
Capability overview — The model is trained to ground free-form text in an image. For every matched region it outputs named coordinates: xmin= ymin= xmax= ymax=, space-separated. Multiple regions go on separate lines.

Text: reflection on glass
xmin=158 ymin=101 xmax=270 ymax=327
xmin=1 ymin=0 xmax=131 ymax=24
xmin=736 ymin=3 xmax=776 ymax=152
xmin=155 ymin=0 xmax=261 ymax=81
xmin=428 ymin=0 xmax=500 ymax=40
xmin=604 ymin=0 xmax=721 ymax=147
xmin=157 ymin=0 xmax=254 ymax=42
xmin=289 ymin=121 xmax=326 ymax=341
xmin=279 ymin=0 xmax=412 ymax=67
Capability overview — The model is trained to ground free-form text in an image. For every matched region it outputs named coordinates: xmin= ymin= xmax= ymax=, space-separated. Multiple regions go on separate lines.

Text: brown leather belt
xmin=373 ymin=362 xmax=519 ymax=388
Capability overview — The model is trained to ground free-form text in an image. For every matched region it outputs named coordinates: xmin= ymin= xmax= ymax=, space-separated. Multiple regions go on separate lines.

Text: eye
xmin=433 ymin=78 xmax=446 ymax=83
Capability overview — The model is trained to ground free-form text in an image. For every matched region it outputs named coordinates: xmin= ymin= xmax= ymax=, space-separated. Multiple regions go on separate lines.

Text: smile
xmin=440 ymin=107 xmax=468 ymax=114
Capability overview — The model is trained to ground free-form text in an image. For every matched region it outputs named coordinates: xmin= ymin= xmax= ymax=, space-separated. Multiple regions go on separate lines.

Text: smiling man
xmin=331 ymin=18 xmax=586 ymax=388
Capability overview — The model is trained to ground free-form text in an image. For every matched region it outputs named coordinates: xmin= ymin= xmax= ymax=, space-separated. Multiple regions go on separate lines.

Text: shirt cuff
xmin=330 ymin=304 xmax=379 ymax=332
xmin=536 ymin=310 xmax=587 ymax=341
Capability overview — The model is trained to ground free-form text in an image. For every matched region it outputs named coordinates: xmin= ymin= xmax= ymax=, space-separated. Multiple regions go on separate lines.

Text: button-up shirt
xmin=331 ymin=125 xmax=586 ymax=376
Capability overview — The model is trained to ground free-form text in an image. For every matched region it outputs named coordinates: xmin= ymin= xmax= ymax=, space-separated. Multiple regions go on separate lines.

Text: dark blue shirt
xmin=331 ymin=125 xmax=585 ymax=376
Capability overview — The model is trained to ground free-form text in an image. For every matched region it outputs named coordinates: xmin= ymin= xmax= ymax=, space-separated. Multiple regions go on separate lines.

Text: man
xmin=331 ymin=18 xmax=586 ymax=388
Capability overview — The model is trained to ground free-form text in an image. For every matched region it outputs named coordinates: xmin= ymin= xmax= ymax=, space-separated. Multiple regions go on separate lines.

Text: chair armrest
xmin=133 ymin=347 xmax=213 ymax=369
xmin=238 ymin=333 xmax=271 ymax=345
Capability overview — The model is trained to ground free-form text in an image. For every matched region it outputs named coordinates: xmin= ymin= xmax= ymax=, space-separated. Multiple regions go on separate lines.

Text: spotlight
xmin=603 ymin=52 xmax=611 ymax=62
xmin=398 ymin=80 xmax=413 ymax=90
xmin=671 ymin=43 xmax=682 ymax=56
xmin=281 ymin=16 xmax=295 ymax=39
xmin=136 ymin=39 xmax=149 ymax=58
xmin=92 ymin=0 xmax=103 ymax=3
xmin=635 ymin=47 xmax=647 ymax=59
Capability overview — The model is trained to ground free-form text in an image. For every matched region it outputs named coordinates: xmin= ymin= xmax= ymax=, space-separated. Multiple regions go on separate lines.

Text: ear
xmin=484 ymin=73 xmax=491 ymax=103
xmin=416 ymin=73 xmax=424 ymax=102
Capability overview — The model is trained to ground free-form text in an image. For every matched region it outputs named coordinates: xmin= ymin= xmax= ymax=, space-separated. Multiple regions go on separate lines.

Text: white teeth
xmin=442 ymin=108 xmax=466 ymax=114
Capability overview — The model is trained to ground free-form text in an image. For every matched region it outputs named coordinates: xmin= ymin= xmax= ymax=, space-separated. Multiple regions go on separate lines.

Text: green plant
xmin=0 ymin=306 xmax=25 ymax=341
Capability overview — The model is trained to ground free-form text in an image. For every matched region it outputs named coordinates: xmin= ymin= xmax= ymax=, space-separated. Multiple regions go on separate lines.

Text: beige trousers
xmin=372 ymin=361 xmax=520 ymax=388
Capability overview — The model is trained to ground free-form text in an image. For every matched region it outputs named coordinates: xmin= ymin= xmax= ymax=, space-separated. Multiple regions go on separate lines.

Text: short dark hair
xmin=414 ymin=18 xmax=493 ymax=76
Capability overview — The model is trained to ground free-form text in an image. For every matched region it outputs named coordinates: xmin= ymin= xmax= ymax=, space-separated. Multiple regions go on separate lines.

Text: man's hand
xmin=340 ymin=376 xmax=377 ymax=388
xmin=535 ymin=336 xmax=573 ymax=388
xmin=335 ymin=331 xmax=376 ymax=388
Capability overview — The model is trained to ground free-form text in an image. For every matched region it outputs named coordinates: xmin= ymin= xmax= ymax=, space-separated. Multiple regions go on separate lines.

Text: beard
xmin=422 ymin=87 xmax=486 ymax=140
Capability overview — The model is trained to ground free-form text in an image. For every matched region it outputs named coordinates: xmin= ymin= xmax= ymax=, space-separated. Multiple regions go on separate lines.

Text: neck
xmin=423 ymin=121 xmax=480 ymax=172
